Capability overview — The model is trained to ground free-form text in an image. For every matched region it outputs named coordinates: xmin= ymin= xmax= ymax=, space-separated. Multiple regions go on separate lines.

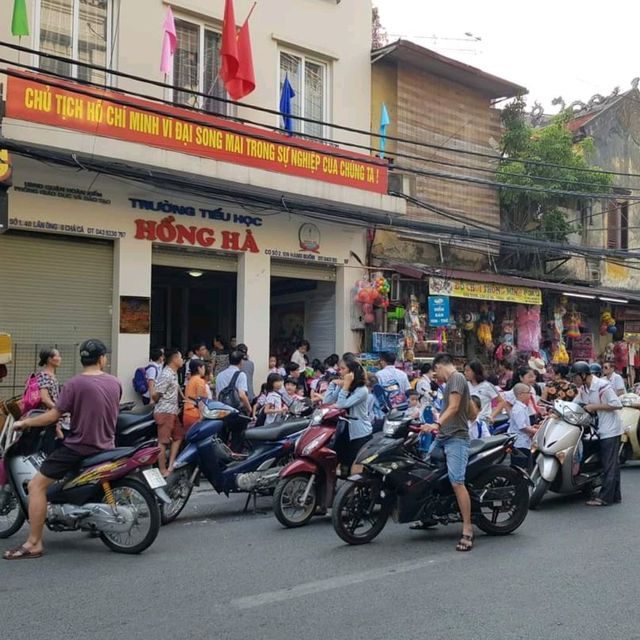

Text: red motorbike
xmin=272 ymin=407 xmax=345 ymax=528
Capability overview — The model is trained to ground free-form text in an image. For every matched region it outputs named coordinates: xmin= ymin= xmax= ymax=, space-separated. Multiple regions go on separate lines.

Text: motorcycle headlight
xmin=201 ymin=408 xmax=231 ymax=420
xmin=302 ymin=434 xmax=327 ymax=456
xmin=383 ymin=420 xmax=403 ymax=436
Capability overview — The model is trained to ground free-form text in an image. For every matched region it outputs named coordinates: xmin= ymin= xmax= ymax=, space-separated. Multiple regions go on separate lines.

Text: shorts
xmin=431 ymin=437 xmax=469 ymax=485
xmin=155 ymin=412 xmax=185 ymax=444
xmin=39 ymin=445 xmax=86 ymax=480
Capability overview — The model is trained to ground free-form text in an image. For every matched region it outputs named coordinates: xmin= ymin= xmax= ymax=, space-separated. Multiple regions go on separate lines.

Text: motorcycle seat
xmin=244 ymin=419 xmax=308 ymax=442
xmin=116 ymin=407 xmax=155 ymax=434
xmin=429 ymin=435 xmax=511 ymax=462
xmin=80 ymin=447 xmax=137 ymax=468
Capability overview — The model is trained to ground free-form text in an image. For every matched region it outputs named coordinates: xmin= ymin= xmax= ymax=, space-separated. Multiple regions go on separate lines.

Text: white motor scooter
xmin=529 ymin=400 xmax=601 ymax=509
xmin=619 ymin=393 xmax=640 ymax=464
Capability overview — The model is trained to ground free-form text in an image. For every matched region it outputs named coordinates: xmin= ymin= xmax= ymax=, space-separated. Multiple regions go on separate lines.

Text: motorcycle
xmin=332 ymin=410 xmax=531 ymax=545
xmin=272 ymin=406 xmax=344 ymax=528
xmin=0 ymin=414 xmax=166 ymax=554
xmin=161 ymin=399 xmax=312 ymax=524
xmin=619 ymin=393 xmax=640 ymax=464
xmin=528 ymin=399 xmax=601 ymax=509
xmin=115 ymin=403 xmax=158 ymax=447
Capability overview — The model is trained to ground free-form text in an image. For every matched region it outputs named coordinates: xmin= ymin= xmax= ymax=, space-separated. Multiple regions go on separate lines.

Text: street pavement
xmin=3 ymin=468 xmax=640 ymax=640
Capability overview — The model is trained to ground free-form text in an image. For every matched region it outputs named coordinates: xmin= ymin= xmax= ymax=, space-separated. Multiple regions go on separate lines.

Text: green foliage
xmin=498 ymin=97 xmax=612 ymax=243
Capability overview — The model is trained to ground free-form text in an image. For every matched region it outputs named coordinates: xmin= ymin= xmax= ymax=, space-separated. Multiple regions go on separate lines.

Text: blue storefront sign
xmin=428 ymin=296 xmax=450 ymax=327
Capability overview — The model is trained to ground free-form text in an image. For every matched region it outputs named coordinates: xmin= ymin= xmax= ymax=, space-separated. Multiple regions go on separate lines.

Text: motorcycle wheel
xmin=473 ymin=466 xmax=529 ymax=535
xmin=332 ymin=478 xmax=389 ymax=545
xmin=0 ymin=485 xmax=25 ymax=539
xmin=528 ymin=466 xmax=550 ymax=510
xmin=161 ymin=467 xmax=195 ymax=525
xmin=619 ymin=442 xmax=632 ymax=466
xmin=99 ymin=477 xmax=160 ymax=554
xmin=273 ymin=473 xmax=318 ymax=528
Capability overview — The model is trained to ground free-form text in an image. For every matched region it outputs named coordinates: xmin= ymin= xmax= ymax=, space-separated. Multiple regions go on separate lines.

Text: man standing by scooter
xmin=420 ymin=353 xmax=476 ymax=551
xmin=571 ymin=361 xmax=623 ymax=506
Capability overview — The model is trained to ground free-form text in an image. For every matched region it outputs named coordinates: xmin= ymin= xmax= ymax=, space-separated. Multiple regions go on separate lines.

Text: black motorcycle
xmin=332 ymin=412 xmax=531 ymax=545
xmin=115 ymin=404 xmax=157 ymax=447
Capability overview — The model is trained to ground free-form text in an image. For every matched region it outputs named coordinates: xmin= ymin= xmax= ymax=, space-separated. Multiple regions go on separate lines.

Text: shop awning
xmin=383 ymin=262 xmax=640 ymax=305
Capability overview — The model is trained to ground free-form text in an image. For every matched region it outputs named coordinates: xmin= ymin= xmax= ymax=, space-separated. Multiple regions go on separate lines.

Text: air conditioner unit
xmin=588 ymin=268 xmax=601 ymax=285
xmin=388 ymin=172 xmax=413 ymax=198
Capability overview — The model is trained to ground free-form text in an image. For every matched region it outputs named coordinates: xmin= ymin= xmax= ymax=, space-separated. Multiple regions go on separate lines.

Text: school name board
xmin=6 ymin=72 xmax=388 ymax=194
xmin=429 ymin=277 xmax=542 ymax=305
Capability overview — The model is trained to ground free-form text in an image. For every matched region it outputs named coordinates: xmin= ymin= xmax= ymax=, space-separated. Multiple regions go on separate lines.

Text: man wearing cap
xmin=571 ymin=361 xmax=623 ymax=506
xmin=4 ymin=339 xmax=121 ymax=560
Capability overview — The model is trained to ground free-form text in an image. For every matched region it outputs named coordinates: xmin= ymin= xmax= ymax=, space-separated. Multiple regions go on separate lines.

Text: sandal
xmin=456 ymin=533 xmax=474 ymax=552
xmin=586 ymin=498 xmax=608 ymax=507
xmin=3 ymin=545 xmax=44 ymax=560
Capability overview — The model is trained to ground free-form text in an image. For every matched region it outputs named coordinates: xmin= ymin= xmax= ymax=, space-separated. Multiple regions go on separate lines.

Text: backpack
xmin=21 ymin=373 xmax=41 ymax=414
xmin=132 ymin=364 xmax=157 ymax=396
xmin=382 ymin=379 xmax=408 ymax=410
xmin=218 ymin=371 xmax=242 ymax=410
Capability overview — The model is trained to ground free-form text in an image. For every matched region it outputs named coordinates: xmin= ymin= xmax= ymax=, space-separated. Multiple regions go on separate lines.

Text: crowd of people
xmin=4 ymin=337 xmax=629 ymax=558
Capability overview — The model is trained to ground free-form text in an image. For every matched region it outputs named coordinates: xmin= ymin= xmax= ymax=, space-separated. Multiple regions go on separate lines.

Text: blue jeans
xmin=431 ymin=437 xmax=470 ymax=485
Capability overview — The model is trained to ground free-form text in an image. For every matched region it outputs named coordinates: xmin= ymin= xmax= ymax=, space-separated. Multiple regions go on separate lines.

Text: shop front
xmin=0 ymin=156 xmax=367 ymax=398
xmin=357 ymin=262 xmax=640 ymax=384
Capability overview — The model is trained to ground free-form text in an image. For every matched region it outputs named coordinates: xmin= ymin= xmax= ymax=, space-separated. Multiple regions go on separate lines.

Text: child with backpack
xmin=264 ymin=374 xmax=287 ymax=425
xmin=133 ymin=347 xmax=164 ymax=405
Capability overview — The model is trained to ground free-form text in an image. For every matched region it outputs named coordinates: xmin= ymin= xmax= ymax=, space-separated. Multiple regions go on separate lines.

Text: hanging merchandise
xmin=600 ymin=309 xmax=616 ymax=336
xmin=565 ymin=308 xmax=581 ymax=339
xmin=403 ymin=294 xmax=421 ymax=361
xmin=353 ymin=276 xmax=392 ymax=325
xmin=476 ymin=303 xmax=494 ymax=351
xmin=613 ymin=341 xmax=629 ymax=372
xmin=552 ymin=342 xmax=570 ymax=365
xmin=516 ymin=305 xmax=541 ymax=353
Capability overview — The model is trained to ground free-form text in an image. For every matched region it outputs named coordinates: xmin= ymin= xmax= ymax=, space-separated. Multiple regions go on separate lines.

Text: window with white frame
xmin=37 ymin=0 xmax=112 ymax=84
xmin=279 ymin=51 xmax=328 ymax=139
xmin=173 ymin=19 xmax=228 ymax=115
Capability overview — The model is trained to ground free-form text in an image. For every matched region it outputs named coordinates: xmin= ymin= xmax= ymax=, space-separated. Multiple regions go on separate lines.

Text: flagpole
xmin=244 ymin=2 xmax=257 ymax=26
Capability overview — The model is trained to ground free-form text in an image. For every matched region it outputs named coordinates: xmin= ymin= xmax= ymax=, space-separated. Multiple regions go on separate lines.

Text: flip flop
xmin=456 ymin=534 xmax=474 ymax=552
xmin=3 ymin=545 xmax=44 ymax=560
xmin=586 ymin=498 xmax=608 ymax=507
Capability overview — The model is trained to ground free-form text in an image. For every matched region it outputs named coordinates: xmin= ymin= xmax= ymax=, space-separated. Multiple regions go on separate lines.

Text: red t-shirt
xmin=56 ymin=373 xmax=122 ymax=455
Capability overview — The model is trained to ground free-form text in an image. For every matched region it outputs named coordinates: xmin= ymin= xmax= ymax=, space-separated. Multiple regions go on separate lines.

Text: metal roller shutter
xmin=0 ymin=232 xmax=114 ymax=395
xmin=271 ymin=259 xmax=336 ymax=282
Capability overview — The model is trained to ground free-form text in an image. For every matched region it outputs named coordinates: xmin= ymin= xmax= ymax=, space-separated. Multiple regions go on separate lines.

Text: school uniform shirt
xmin=375 ymin=365 xmax=411 ymax=394
xmin=469 ymin=419 xmax=491 ymax=439
xmin=578 ymin=378 xmax=623 ymax=439
xmin=503 ymin=388 xmax=539 ymax=417
xmin=468 ymin=380 xmax=499 ymax=421
xmin=607 ymin=372 xmax=626 ymax=395
xmin=143 ymin=361 xmax=162 ymax=401
xmin=264 ymin=391 xmax=284 ymax=425
xmin=508 ymin=399 xmax=532 ymax=449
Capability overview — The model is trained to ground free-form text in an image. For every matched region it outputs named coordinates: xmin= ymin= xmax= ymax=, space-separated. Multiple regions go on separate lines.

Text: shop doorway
xmin=151 ymin=265 xmax=237 ymax=352
xmin=270 ymin=276 xmax=336 ymax=365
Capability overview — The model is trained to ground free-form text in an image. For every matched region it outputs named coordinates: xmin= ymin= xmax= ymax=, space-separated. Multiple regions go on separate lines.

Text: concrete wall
xmin=0 ymin=0 xmax=373 ymax=150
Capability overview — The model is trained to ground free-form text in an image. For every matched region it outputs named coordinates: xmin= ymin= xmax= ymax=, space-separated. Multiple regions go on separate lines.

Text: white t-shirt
xmin=468 ymin=381 xmax=499 ymax=420
xmin=290 ymin=350 xmax=307 ymax=371
xmin=375 ymin=365 xmax=411 ymax=394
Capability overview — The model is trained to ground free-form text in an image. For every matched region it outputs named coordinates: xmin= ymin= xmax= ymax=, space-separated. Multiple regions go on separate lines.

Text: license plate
xmin=143 ymin=468 xmax=167 ymax=489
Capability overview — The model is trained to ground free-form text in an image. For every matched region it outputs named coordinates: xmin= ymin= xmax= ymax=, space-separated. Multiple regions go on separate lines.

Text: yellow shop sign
xmin=429 ymin=277 xmax=542 ymax=305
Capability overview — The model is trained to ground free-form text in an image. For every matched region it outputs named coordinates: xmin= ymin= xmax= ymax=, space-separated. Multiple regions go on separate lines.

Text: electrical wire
xmin=3 ymin=39 xmax=640 ymax=182
xmin=1 ymin=65 xmax=632 ymax=206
